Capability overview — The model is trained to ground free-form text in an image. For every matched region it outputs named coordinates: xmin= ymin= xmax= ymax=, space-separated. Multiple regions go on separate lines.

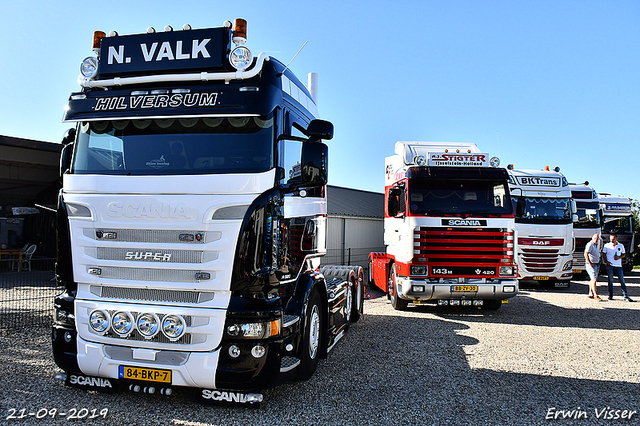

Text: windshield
xmin=72 ymin=115 xmax=274 ymax=175
xmin=602 ymin=215 xmax=634 ymax=234
xmin=408 ymin=178 xmax=512 ymax=217
xmin=513 ymin=197 xmax=571 ymax=224
xmin=574 ymin=201 xmax=601 ymax=228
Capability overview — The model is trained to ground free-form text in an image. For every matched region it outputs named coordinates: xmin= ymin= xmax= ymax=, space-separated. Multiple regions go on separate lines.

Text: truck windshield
xmin=408 ymin=179 xmax=512 ymax=217
xmin=513 ymin=197 xmax=571 ymax=224
xmin=574 ymin=201 xmax=601 ymax=228
xmin=72 ymin=115 xmax=274 ymax=175
xmin=602 ymin=215 xmax=634 ymax=234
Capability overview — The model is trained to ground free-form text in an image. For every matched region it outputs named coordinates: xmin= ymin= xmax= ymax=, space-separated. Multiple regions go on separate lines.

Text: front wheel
xmin=297 ymin=289 xmax=322 ymax=380
xmin=389 ymin=265 xmax=409 ymax=311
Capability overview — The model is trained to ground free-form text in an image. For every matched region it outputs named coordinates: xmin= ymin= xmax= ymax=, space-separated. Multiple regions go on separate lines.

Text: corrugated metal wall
xmin=325 ymin=216 xmax=384 ymax=267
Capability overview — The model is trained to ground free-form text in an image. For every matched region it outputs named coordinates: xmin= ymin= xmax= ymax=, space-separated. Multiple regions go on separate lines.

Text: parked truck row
xmin=51 ymin=19 xmax=636 ymax=406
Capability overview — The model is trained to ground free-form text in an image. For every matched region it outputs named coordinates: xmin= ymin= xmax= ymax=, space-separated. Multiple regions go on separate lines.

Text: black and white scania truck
xmin=52 ymin=19 xmax=364 ymax=405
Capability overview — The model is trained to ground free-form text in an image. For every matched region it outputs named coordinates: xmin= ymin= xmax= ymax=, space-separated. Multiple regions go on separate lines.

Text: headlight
xmin=229 ymin=46 xmax=253 ymax=71
xmin=499 ymin=266 xmax=514 ymax=276
xmin=137 ymin=313 xmax=160 ymax=339
xmin=563 ymin=260 xmax=573 ymax=271
xmin=80 ymin=56 xmax=99 ymax=79
xmin=112 ymin=311 xmax=134 ymax=337
xmin=161 ymin=314 xmax=186 ymax=341
xmin=226 ymin=319 xmax=280 ymax=339
xmin=410 ymin=265 xmax=427 ymax=276
xmin=504 ymin=285 xmax=516 ymax=293
xmin=89 ymin=309 xmax=110 ymax=334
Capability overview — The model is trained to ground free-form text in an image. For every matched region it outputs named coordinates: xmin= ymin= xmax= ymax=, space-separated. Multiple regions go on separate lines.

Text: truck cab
xmin=599 ymin=193 xmax=635 ymax=271
xmin=569 ymin=182 xmax=602 ymax=276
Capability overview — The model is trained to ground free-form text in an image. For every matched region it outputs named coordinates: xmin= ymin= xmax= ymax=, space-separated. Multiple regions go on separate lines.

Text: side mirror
xmin=59 ymin=128 xmax=76 ymax=183
xmin=300 ymin=142 xmax=328 ymax=187
xmin=306 ymin=119 xmax=333 ymax=141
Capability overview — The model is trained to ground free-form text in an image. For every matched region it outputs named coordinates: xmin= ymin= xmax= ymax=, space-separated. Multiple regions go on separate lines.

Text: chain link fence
xmin=0 ymin=258 xmax=59 ymax=330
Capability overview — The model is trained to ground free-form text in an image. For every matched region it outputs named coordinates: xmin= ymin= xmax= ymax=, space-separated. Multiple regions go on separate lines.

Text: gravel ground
xmin=2 ymin=272 xmax=640 ymax=425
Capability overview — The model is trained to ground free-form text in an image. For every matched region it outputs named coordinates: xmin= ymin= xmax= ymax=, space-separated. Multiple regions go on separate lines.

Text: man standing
xmin=603 ymin=233 xmax=634 ymax=301
xmin=584 ymin=233 xmax=602 ymax=301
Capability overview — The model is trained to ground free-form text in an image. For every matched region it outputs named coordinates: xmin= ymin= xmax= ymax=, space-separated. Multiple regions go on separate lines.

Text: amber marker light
xmin=92 ymin=30 xmax=106 ymax=50
xmin=233 ymin=18 xmax=247 ymax=45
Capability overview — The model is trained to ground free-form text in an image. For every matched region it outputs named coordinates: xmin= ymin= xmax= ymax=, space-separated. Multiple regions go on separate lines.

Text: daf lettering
xmin=533 ymin=240 xmax=551 ymax=246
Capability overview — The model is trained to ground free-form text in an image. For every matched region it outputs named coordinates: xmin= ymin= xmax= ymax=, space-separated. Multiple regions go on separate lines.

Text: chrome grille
xmin=520 ymin=249 xmax=560 ymax=273
xmin=96 ymin=247 xmax=205 ymax=263
xmin=93 ymin=285 xmax=214 ymax=304
xmin=84 ymin=228 xmax=221 ymax=244
xmin=92 ymin=266 xmax=215 ymax=283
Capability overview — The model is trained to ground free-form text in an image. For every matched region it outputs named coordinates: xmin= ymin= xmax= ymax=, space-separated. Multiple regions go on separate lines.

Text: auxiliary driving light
xmin=473 ymin=300 xmax=484 ymax=306
xmin=251 ymin=345 xmax=266 ymax=358
xmin=438 ymin=300 xmax=449 ymax=306
xmin=112 ymin=311 xmax=134 ymax=337
xmin=461 ymin=300 xmax=472 ymax=306
xmin=229 ymin=345 xmax=241 ymax=358
xmin=89 ymin=309 xmax=110 ymax=334
xmin=449 ymin=300 xmax=460 ymax=306
xmin=411 ymin=285 xmax=425 ymax=293
xmin=504 ymin=285 xmax=516 ymax=293
xmin=161 ymin=314 xmax=186 ymax=340
xmin=230 ymin=46 xmax=253 ymax=71
xmin=137 ymin=313 xmax=160 ymax=339
xmin=490 ymin=157 xmax=500 ymax=168
xmin=80 ymin=56 xmax=99 ymax=79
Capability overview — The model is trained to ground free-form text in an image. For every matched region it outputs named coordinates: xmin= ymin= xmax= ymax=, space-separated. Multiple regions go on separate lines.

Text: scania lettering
xmin=569 ymin=182 xmax=601 ymax=275
xmin=52 ymin=19 xmax=365 ymax=405
xmin=599 ymin=193 xmax=635 ymax=272
xmin=507 ymin=166 xmax=576 ymax=288
xmin=368 ymin=142 xmax=518 ymax=311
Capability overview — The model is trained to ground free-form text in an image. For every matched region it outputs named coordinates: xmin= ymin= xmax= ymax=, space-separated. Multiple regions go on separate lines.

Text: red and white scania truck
xmin=51 ymin=19 xmax=364 ymax=405
xmin=507 ymin=166 xmax=576 ymax=288
xmin=368 ymin=142 xmax=518 ymax=310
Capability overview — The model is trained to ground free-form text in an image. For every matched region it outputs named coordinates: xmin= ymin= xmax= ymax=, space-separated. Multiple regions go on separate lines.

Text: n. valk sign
xmin=99 ymin=28 xmax=228 ymax=76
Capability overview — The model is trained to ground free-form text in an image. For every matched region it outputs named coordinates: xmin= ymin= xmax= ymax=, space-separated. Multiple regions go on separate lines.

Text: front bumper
xmin=395 ymin=276 xmax=518 ymax=301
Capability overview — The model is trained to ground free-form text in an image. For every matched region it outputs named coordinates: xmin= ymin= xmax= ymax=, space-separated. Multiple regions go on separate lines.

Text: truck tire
xmin=350 ymin=267 xmax=364 ymax=322
xmin=296 ymin=289 xmax=322 ymax=380
xmin=389 ymin=265 xmax=409 ymax=311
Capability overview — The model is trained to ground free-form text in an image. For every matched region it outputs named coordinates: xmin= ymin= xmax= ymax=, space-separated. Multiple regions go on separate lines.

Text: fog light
xmin=64 ymin=331 xmax=73 ymax=342
xmin=438 ymin=300 xmax=449 ymax=306
xmin=80 ymin=56 xmax=99 ymax=79
xmin=89 ymin=309 xmax=110 ymax=334
xmin=450 ymin=300 xmax=460 ymax=306
xmin=161 ymin=314 xmax=186 ymax=341
xmin=562 ymin=261 xmax=573 ymax=271
xmin=229 ymin=345 xmax=241 ymax=358
xmin=473 ymin=300 xmax=484 ymax=306
xmin=411 ymin=285 xmax=425 ymax=293
xmin=112 ymin=311 xmax=134 ymax=337
xmin=504 ymin=285 xmax=516 ymax=293
xmin=137 ymin=313 xmax=160 ymax=339
xmin=251 ymin=345 xmax=266 ymax=358
xmin=461 ymin=300 xmax=472 ymax=306
xmin=229 ymin=45 xmax=253 ymax=70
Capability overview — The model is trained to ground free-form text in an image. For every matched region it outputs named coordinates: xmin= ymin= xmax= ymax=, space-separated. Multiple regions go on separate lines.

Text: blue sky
xmin=1 ymin=1 xmax=638 ymax=201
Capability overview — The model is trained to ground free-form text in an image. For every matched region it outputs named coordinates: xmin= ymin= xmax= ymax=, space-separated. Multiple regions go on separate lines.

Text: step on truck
xmin=507 ymin=166 xmax=576 ymax=288
xmin=52 ymin=19 xmax=364 ymax=406
xmin=599 ymin=193 xmax=636 ymax=272
xmin=569 ymin=182 xmax=602 ymax=276
xmin=368 ymin=142 xmax=518 ymax=310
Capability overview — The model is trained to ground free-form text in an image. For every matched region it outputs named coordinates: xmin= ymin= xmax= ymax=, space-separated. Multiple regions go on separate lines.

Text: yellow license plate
xmin=119 ymin=366 xmax=171 ymax=384
xmin=451 ymin=285 xmax=478 ymax=292
xmin=534 ymin=276 xmax=549 ymax=281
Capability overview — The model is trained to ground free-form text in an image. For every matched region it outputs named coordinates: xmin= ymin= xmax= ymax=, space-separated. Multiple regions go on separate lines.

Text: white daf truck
xmin=368 ymin=142 xmax=518 ymax=310
xmin=507 ymin=167 xmax=576 ymax=288
xmin=51 ymin=19 xmax=364 ymax=405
